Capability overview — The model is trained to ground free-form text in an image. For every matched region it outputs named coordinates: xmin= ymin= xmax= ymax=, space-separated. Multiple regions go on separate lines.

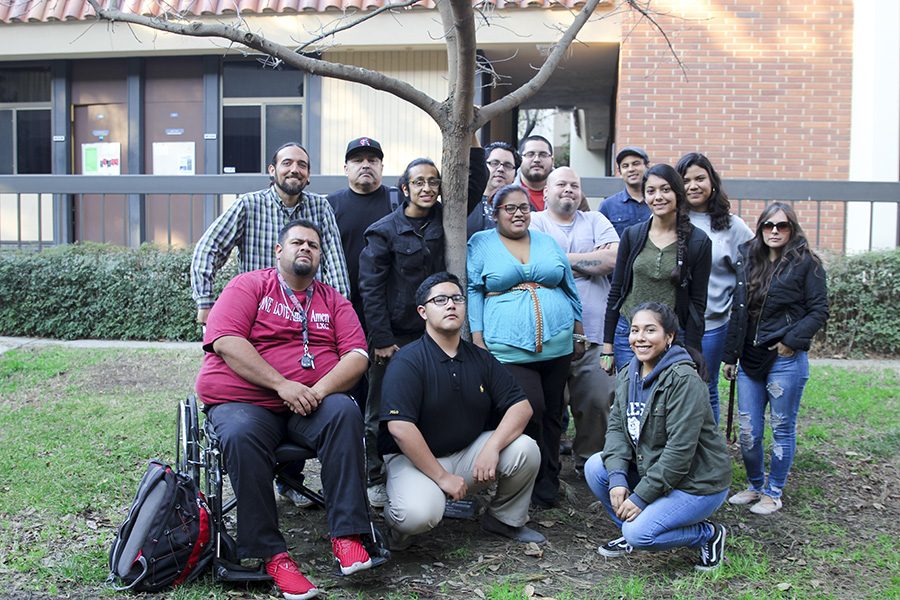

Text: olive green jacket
xmin=603 ymin=360 xmax=732 ymax=505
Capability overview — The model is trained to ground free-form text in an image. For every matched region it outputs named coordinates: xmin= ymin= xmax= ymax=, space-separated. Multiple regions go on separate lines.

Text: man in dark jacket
xmin=357 ymin=148 xmax=488 ymax=509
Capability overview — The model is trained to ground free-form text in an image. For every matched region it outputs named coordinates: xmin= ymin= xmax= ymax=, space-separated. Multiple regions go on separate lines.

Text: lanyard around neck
xmin=276 ymin=271 xmax=316 ymax=369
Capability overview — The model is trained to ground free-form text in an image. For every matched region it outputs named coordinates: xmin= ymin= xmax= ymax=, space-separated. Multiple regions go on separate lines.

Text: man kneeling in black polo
xmin=378 ymin=272 xmax=545 ymax=549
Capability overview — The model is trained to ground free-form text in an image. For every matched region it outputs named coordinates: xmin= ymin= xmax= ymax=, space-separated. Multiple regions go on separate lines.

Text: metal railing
xmin=1 ymin=175 xmax=898 ymax=253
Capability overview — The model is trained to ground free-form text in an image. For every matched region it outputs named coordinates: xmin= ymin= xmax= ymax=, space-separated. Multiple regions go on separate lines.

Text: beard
xmin=275 ymin=174 xmax=306 ymax=196
xmin=521 ymin=166 xmax=549 ymax=184
xmin=292 ymin=260 xmax=315 ymax=277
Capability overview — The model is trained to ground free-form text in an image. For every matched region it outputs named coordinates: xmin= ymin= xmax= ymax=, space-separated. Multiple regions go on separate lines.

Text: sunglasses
xmin=762 ymin=220 xmax=792 ymax=233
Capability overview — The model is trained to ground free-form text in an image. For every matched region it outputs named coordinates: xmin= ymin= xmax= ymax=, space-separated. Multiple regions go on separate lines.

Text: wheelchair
xmin=175 ymin=394 xmax=390 ymax=584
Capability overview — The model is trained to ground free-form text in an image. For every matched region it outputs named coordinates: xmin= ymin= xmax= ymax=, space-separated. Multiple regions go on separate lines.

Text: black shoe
xmin=480 ymin=512 xmax=546 ymax=545
xmin=695 ymin=522 xmax=726 ymax=572
xmin=559 ymin=439 xmax=573 ymax=456
xmin=597 ymin=535 xmax=632 ymax=558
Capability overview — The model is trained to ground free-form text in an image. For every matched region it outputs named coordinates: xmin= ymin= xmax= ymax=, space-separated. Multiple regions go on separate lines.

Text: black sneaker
xmin=695 ymin=522 xmax=726 ymax=572
xmin=597 ymin=536 xmax=632 ymax=558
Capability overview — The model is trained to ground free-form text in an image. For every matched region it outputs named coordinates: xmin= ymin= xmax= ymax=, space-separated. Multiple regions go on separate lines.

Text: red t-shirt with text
xmin=196 ymin=268 xmax=367 ymax=411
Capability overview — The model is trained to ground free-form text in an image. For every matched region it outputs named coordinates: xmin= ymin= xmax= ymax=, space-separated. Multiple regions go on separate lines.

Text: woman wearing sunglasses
xmin=676 ymin=153 xmax=754 ymax=424
xmin=722 ymin=202 xmax=828 ymax=515
xmin=467 ymin=184 xmax=584 ymax=508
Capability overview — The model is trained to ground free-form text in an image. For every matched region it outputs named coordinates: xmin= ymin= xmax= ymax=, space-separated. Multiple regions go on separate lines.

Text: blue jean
xmin=584 ymin=454 xmax=727 ymax=550
xmin=613 ymin=315 xmax=634 ymax=372
xmin=736 ymin=351 xmax=809 ymax=499
xmin=701 ymin=323 xmax=729 ymax=424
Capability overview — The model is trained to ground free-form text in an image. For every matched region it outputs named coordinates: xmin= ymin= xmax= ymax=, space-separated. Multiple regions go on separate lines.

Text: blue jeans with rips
xmin=701 ymin=323 xmax=729 ymax=424
xmin=736 ymin=351 xmax=809 ymax=499
xmin=583 ymin=454 xmax=727 ymax=550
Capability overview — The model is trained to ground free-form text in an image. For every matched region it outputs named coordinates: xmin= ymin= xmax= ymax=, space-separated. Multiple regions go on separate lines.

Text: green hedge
xmin=1 ymin=244 xmax=898 ymax=354
xmin=0 ymin=243 xmax=236 ymax=341
xmin=819 ymin=248 xmax=900 ymax=357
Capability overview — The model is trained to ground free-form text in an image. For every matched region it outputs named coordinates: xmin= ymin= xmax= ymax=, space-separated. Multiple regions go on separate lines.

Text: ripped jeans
xmin=736 ymin=352 xmax=809 ymax=499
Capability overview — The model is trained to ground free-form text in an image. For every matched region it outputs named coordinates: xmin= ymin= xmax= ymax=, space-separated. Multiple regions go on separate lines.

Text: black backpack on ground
xmin=107 ymin=459 xmax=213 ymax=592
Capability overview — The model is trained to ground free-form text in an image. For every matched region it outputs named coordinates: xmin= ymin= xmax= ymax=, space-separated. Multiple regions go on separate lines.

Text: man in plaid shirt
xmin=191 ymin=142 xmax=351 ymax=325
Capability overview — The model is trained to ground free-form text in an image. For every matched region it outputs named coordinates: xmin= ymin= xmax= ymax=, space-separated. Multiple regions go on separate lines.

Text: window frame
xmin=0 ymin=102 xmax=52 ymax=175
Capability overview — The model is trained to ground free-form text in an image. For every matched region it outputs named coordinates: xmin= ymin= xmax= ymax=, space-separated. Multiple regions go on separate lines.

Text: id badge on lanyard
xmin=277 ymin=272 xmax=316 ymax=369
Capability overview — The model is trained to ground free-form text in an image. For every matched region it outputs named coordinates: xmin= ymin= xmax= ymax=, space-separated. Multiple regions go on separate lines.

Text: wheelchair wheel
xmin=176 ymin=395 xmax=201 ymax=483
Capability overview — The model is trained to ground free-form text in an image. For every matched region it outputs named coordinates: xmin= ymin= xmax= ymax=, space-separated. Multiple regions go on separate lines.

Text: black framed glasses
xmin=762 ymin=220 xmax=792 ymax=233
xmin=486 ymin=159 xmax=516 ymax=171
xmin=409 ymin=177 xmax=442 ymax=189
xmin=497 ymin=203 xmax=532 ymax=215
xmin=425 ymin=294 xmax=466 ymax=306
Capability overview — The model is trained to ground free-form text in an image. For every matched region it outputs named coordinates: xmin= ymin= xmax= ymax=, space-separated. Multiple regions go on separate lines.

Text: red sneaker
xmin=331 ymin=535 xmax=373 ymax=575
xmin=265 ymin=552 xmax=319 ymax=600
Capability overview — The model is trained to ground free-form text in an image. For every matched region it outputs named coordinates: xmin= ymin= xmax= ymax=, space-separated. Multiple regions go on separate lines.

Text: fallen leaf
xmin=523 ymin=542 xmax=543 ymax=558
xmin=537 ymin=520 xmax=556 ymax=528
xmin=776 ymin=583 xmax=792 ymax=591
xmin=474 ymin=589 xmax=485 ymax=599
xmin=873 ymin=502 xmax=885 ymax=510
xmin=524 ymin=584 xmax=535 ymax=597
xmin=488 ymin=564 xmax=500 ymax=572
xmin=810 ymin=579 xmax=823 ymax=588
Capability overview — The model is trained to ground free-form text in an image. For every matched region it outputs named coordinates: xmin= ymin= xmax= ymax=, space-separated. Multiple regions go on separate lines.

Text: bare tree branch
xmin=294 ymin=0 xmax=422 ymax=53
xmin=475 ymin=0 xmax=605 ymax=127
xmin=83 ymin=0 xmax=444 ymax=120
xmin=447 ymin=0 xmax=477 ymax=129
xmin=624 ymin=0 xmax=688 ymax=81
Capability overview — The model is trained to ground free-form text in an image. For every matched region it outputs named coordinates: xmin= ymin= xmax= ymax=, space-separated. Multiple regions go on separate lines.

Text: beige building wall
xmin=319 ymin=50 xmax=448 ymax=176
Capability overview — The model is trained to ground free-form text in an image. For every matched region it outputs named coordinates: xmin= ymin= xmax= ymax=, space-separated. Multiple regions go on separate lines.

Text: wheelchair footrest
xmin=214 ymin=559 xmax=272 ymax=583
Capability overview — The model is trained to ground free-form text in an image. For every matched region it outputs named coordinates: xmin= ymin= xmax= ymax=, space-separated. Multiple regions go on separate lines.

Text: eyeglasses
xmin=487 ymin=159 xmax=516 ymax=171
xmin=425 ymin=294 xmax=467 ymax=306
xmin=522 ymin=151 xmax=551 ymax=160
xmin=409 ymin=178 xmax=442 ymax=189
xmin=762 ymin=220 xmax=792 ymax=233
xmin=497 ymin=203 xmax=532 ymax=215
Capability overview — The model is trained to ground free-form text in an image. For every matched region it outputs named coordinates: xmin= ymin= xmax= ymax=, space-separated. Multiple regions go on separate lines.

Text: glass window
xmin=265 ymin=104 xmax=303 ymax=166
xmin=223 ymin=61 xmax=304 ymax=99
xmin=16 ymin=110 xmax=51 ymax=174
xmin=0 ymin=68 xmax=51 ymax=103
xmin=0 ymin=110 xmax=11 ymax=175
xmin=222 ymin=105 xmax=261 ymax=174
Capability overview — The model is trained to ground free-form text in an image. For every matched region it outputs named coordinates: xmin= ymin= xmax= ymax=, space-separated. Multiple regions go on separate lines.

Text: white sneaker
xmin=275 ymin=482 xmax=315 ymax=508
xmin=728 ymin=489 xmax=761 ymax=505
xmin=749 ymin=494 xmax=783 ymax=515
xmin=367 ymin=484 xmax=388 ymax=508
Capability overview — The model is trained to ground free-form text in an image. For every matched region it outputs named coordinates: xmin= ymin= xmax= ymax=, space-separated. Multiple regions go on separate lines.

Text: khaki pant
xmin=384 ymin=432 xmax=539 ymax=535
xmin=567 ymin=345 xmax=614 ymax=466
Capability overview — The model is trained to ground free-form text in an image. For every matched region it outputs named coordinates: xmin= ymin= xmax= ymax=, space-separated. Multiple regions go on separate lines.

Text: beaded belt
xmin=485 ymin=281 xmax=545 ymax=353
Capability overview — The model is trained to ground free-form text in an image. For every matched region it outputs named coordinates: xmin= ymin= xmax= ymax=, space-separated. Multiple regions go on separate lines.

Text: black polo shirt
xmin=378 ymin=333 xmax=527 ymax=458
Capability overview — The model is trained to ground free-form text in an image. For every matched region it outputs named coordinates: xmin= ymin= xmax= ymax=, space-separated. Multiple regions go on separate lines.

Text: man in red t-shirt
xmin=516 ymin=135 xmax=554 ymax=211
xmin=196 ymin=219 xmax=376 ymax=600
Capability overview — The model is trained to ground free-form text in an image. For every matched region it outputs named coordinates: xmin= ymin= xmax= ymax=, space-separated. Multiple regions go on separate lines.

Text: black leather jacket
xmin=604 ymin=219 xmax=712 ymax=351
xmin=723 ymin=238 xmax=828 ymax=363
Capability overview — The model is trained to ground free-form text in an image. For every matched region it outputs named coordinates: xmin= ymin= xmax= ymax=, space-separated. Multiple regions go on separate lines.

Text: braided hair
xmin=642 ymin=163 xmax=692 ymax=286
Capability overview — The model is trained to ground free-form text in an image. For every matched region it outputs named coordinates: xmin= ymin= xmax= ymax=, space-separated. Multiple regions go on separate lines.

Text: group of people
xmin=188 ymin=136 xmax=828 ymax=599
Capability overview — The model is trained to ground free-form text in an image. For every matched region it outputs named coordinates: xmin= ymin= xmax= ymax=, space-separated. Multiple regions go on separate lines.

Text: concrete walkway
xmin=1 ymin=336 xmax=898 ymax=370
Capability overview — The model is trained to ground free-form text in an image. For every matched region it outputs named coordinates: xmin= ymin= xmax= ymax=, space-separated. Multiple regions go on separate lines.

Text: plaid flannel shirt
xmin=191 ymin=186 xmax=351 ymax=308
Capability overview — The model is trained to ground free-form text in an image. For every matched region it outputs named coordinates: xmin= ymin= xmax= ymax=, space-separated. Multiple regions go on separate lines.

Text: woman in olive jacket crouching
xmin=585 ymin=302 xmax=731 ymax=572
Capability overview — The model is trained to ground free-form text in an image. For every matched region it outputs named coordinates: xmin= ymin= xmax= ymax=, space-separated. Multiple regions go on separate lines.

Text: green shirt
xmin=622 ymin=238 xmax=676 ymax=319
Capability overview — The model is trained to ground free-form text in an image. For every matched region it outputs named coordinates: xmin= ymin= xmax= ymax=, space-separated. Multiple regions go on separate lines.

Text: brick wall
xmin=616 ymin=0 xmax=853 ymax=252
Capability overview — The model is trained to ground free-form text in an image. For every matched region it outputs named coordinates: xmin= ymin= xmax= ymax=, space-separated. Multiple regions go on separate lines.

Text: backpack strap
xmin=389 ymin=187 xmax=401 ymax=211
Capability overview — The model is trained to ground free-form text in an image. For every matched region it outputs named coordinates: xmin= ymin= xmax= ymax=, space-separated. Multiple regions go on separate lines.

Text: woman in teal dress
xmin=467 ymin=183 xmax=584 ymax=508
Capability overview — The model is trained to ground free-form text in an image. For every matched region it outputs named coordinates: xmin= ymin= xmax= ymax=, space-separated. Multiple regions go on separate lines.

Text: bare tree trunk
xmin=440 ymin=123 xmax=472 ymax=287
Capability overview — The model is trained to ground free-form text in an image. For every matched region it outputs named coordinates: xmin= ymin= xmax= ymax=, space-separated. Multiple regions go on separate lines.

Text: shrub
xmin=819 ymin=248 xmax=900 ymax=357
xmin=0 ymin=243 xmax=236 ymax=341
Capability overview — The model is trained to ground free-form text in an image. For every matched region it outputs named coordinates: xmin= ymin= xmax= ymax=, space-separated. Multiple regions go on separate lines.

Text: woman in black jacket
xmin=722 ymin=202 xmax=828 ymax=515
xmin=602 ymin=164 xmax=712 ymax=373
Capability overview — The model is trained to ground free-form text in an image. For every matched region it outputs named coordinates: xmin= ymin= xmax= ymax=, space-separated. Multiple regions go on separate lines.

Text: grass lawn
xmin=0 ymin=347 xmax=897 ymax=599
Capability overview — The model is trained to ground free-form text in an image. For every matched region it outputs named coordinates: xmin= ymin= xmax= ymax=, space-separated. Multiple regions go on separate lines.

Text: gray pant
xmin=364 ymin=334 xmax=419 ymax=486
xmin=567 ymin=345 xmax=614 ymax=467
xmin=384 ymin=432 xmax=539 ymax=535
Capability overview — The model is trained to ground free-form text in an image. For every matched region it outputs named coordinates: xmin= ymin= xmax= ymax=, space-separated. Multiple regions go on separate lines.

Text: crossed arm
xmin=213 ymin=335 xmax=368 ymax=415
xmin=568 ymin=242 xmax=619 ymax=277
